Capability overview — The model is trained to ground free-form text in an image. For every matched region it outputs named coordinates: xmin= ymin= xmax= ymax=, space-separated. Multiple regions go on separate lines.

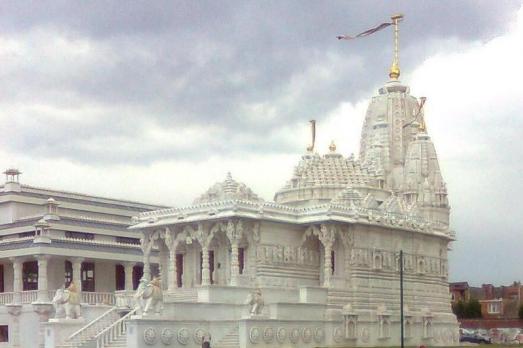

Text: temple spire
xmin=389 ymin=13 xmax=404 ymax=80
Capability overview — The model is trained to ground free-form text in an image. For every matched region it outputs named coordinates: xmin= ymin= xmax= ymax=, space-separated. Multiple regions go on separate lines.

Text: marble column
xmin=33 ymin=303 xmax=53 ymax=348
xmin=168 ymin=249 xmax=177 ymax=292
xmin=230 ymin=241 xmax=240 ymax=286
xmin=124 ymin=262 xmax=135 ymax=291
xmin=323 ymin=243 xmax=333 ymax=287
xmin=318 ymin=224 xmax=335 ymax=288
xmin=36 ymin=255 xmax=50 ymax=302
xmin=71 ymin=258 xmax=83 ymax=291
xmin=158 ymin=246 xmax=168 ymax=290
xmin=10 ymin=257 xmax=23 ymax=304
xmin=201 ymin=245 xmax=210 ymax=286
xmin=142 ymin=254 xmax=151 ymax=281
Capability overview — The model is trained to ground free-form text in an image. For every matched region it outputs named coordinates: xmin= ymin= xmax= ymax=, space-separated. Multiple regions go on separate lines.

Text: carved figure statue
xmin=53 ymin=282 xmax=82 ymax=319
xmin=246 ymin=288 xmax=264 ymax=316
xmin=52 ymin=288 xmax=66 ymax=318
xmin=134 ymin=277 xmax=163 ymax=315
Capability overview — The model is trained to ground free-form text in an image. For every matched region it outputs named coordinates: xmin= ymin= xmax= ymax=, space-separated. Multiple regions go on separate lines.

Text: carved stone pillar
xmin=226 ymin=220 xmax=243 ymax=286
xmin=158 ymin=245 xmax=168 ymax=289
xmin=6 ymin=304 xmax=22 ymax=347
xmin=33 ymin=303 xmax=53 ymax=348
xmin=124 ymin=262 xmax=135 ymax=291
xmin=71 ymin=257 xmax=83 ymax=293
xmin=36 ymin=255 xmax=50 ymax=302
xmin=201 ymin=245 xmax=211 ymax=286
xmin=194 ymin=223 xmax=213 ymax=287
xmin=339 ymin=227 xmax=354 ymax=284
xmin=140 ymin=232 xmax=154 ymax=281
xmin=319 ymin=224 xmax=336 ymax=288
xmin=10 ymin=257 xmax=23 ymax=304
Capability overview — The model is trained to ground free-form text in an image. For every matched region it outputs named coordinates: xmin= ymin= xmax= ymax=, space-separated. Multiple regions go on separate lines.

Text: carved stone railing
xmin=20 ymin=290 xmax=38 ymax=303
xmin=66 ymin=306 xmax=119 ymax=347
xmin=115 ymin=290 xmax=135 ymax=308
xmin=0 ymin=292 xmax=14 ymax=304
xmin=94 ymin=308 xmax=137 ymax=348
xmin=82 ymin=292 xmax=115 ymax=305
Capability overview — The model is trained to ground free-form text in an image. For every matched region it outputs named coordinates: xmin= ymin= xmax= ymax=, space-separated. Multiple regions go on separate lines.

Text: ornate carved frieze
xmin=256 ymin=244 xmax=320 ymax=266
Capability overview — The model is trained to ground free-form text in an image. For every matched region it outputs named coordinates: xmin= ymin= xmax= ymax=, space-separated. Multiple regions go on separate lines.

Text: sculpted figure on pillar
xmin=246 ymin=288 xmax=264 ymax=316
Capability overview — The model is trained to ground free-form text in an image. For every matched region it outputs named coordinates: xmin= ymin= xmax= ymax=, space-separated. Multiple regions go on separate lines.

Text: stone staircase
xmin=215 ymin=325 xmax=240 ymax=348
xmin=57 ymin=307 xmax=121 ymax=348
xmin=101 ymin=335 xmax=126 ymax=348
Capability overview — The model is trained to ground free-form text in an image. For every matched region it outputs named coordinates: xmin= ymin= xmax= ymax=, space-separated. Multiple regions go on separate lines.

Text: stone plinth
xmin=44 ymin=318 xmax=85 ymax=348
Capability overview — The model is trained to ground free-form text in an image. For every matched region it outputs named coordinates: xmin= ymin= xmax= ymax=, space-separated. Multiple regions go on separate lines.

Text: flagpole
xmin=389 ymin=14 xmax=403 ymax=80
xmin=400 ymin=250 xmax=405 ymax=348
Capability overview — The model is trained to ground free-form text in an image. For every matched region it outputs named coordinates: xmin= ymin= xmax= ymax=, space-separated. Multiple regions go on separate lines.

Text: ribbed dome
xmin=193 ymin=172 xmax=263 ymax=204
xmin=274 ymin=151 xmax=372 ymax=206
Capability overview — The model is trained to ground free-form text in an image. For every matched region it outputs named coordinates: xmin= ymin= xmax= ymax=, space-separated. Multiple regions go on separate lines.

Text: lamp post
xmin=400 ymin=250 xmax=404 ymax=348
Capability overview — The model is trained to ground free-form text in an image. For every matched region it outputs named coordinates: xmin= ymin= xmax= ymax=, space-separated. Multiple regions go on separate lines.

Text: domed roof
xmin=193 ymin=172 xmax=263 ymax=204
xmin=274 ymin=150 xmax=372 ymax=206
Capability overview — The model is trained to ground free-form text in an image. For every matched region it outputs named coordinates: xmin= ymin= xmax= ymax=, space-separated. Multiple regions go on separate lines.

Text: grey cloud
xmin=0 ymin=0 xmax=519 ymax=164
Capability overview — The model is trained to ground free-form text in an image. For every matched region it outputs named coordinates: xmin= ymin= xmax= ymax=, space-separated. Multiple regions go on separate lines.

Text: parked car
xmin=460 ymin=333 xmax=492 ymax=344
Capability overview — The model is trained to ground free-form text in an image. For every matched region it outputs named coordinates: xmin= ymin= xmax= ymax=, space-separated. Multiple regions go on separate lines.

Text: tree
xmin=464 ymin=299 xmax=482 ymax=318
xmin=452 ymin=300 xmax=465 ymax=319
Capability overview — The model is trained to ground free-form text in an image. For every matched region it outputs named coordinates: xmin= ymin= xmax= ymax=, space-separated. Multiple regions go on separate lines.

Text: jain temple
xmin=0 ymin=15 xmax=459 ymax=348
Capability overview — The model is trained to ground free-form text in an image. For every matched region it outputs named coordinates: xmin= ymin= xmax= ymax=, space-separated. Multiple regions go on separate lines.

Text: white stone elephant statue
xmin=52 ymin=282 xmax=82 ymax=319
xmin=134 ymin=277 xmax=163 ymax=316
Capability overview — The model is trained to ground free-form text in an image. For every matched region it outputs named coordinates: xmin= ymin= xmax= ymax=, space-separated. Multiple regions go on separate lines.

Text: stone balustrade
xmin=0 ymin=290 xmax=115 ymax=305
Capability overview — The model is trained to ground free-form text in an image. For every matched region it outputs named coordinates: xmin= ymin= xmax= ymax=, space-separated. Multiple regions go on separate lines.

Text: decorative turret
xmin=193 ymin=172 xmax=263 ymax=204
xmin=3 ymin=168 xmax=22 ymax=192
xmin=402 ymin=121 xmax=449 ymax=227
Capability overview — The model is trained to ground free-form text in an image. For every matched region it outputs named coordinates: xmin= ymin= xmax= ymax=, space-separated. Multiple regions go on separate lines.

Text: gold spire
xmin=389 ymin=13 xmax=404 ymax=80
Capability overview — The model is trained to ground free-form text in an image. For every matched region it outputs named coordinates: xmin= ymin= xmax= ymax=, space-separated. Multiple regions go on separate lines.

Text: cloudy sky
xmin=0 ymin=1 xmax=522 ymax=286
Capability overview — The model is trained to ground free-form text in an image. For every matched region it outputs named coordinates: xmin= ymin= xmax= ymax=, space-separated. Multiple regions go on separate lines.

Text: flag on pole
xmin=336 ymin=22 xmax=392 ymax=40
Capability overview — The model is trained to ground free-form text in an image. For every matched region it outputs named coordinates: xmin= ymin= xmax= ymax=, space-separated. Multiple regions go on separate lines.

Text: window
xmin=23 ymin=261 xmax=38 ymax=291
xmin=65 ymin=231 xmax=94 ymax=240
xmin=488 ymin=302 xmax=501 ymax=314
xmin=81 ymin=262 xmax=95 ymax=292
xmin=115 ymin=236 xmax=140 ymax=245
xmin=176 ymin=254 xmax=183 ymax=288
xmin=0 ymin=325 xmax=8 ymax=342
xmin=64 ymin=261 xmax=72 ymax=287
xmin=0 ymin=265 xmax=4 ymax=292
xmin=238 ymin=248 xmax=245 ymax=275
xmin=115 ymin=265 xmax=125 ymax=290
xmin=331 ymin=250 xmax=335 ymax=274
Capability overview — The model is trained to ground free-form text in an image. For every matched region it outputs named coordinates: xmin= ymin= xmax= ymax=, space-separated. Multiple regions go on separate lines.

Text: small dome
xmin=193 ymin=172 xmax=263 ymax=204
xmin=331 ymin=187 xmax=363 ymax=207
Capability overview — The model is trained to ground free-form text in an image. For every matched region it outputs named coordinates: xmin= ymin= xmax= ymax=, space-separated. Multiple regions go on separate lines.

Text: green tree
xmin=452 ymin=300 xmax=465 ymax=319
xmin=519 ymin=304 xmax=523 ymax=319
xmin=464 ymin=299 xmax=482 ymax=318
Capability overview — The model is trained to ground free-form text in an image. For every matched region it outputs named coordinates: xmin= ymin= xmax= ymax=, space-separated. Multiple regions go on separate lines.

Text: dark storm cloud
xmin=0 ymin=0 xmax=519 ymax=163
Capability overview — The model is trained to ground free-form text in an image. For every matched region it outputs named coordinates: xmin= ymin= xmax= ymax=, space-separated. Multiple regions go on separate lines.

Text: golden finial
xmin=389 ymin=13 xmax=404 ymax=80
xmin=306 ymin=120 xmax=316 ymax=152
xmin=329 ymin=140 xmax=336 ymax=152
